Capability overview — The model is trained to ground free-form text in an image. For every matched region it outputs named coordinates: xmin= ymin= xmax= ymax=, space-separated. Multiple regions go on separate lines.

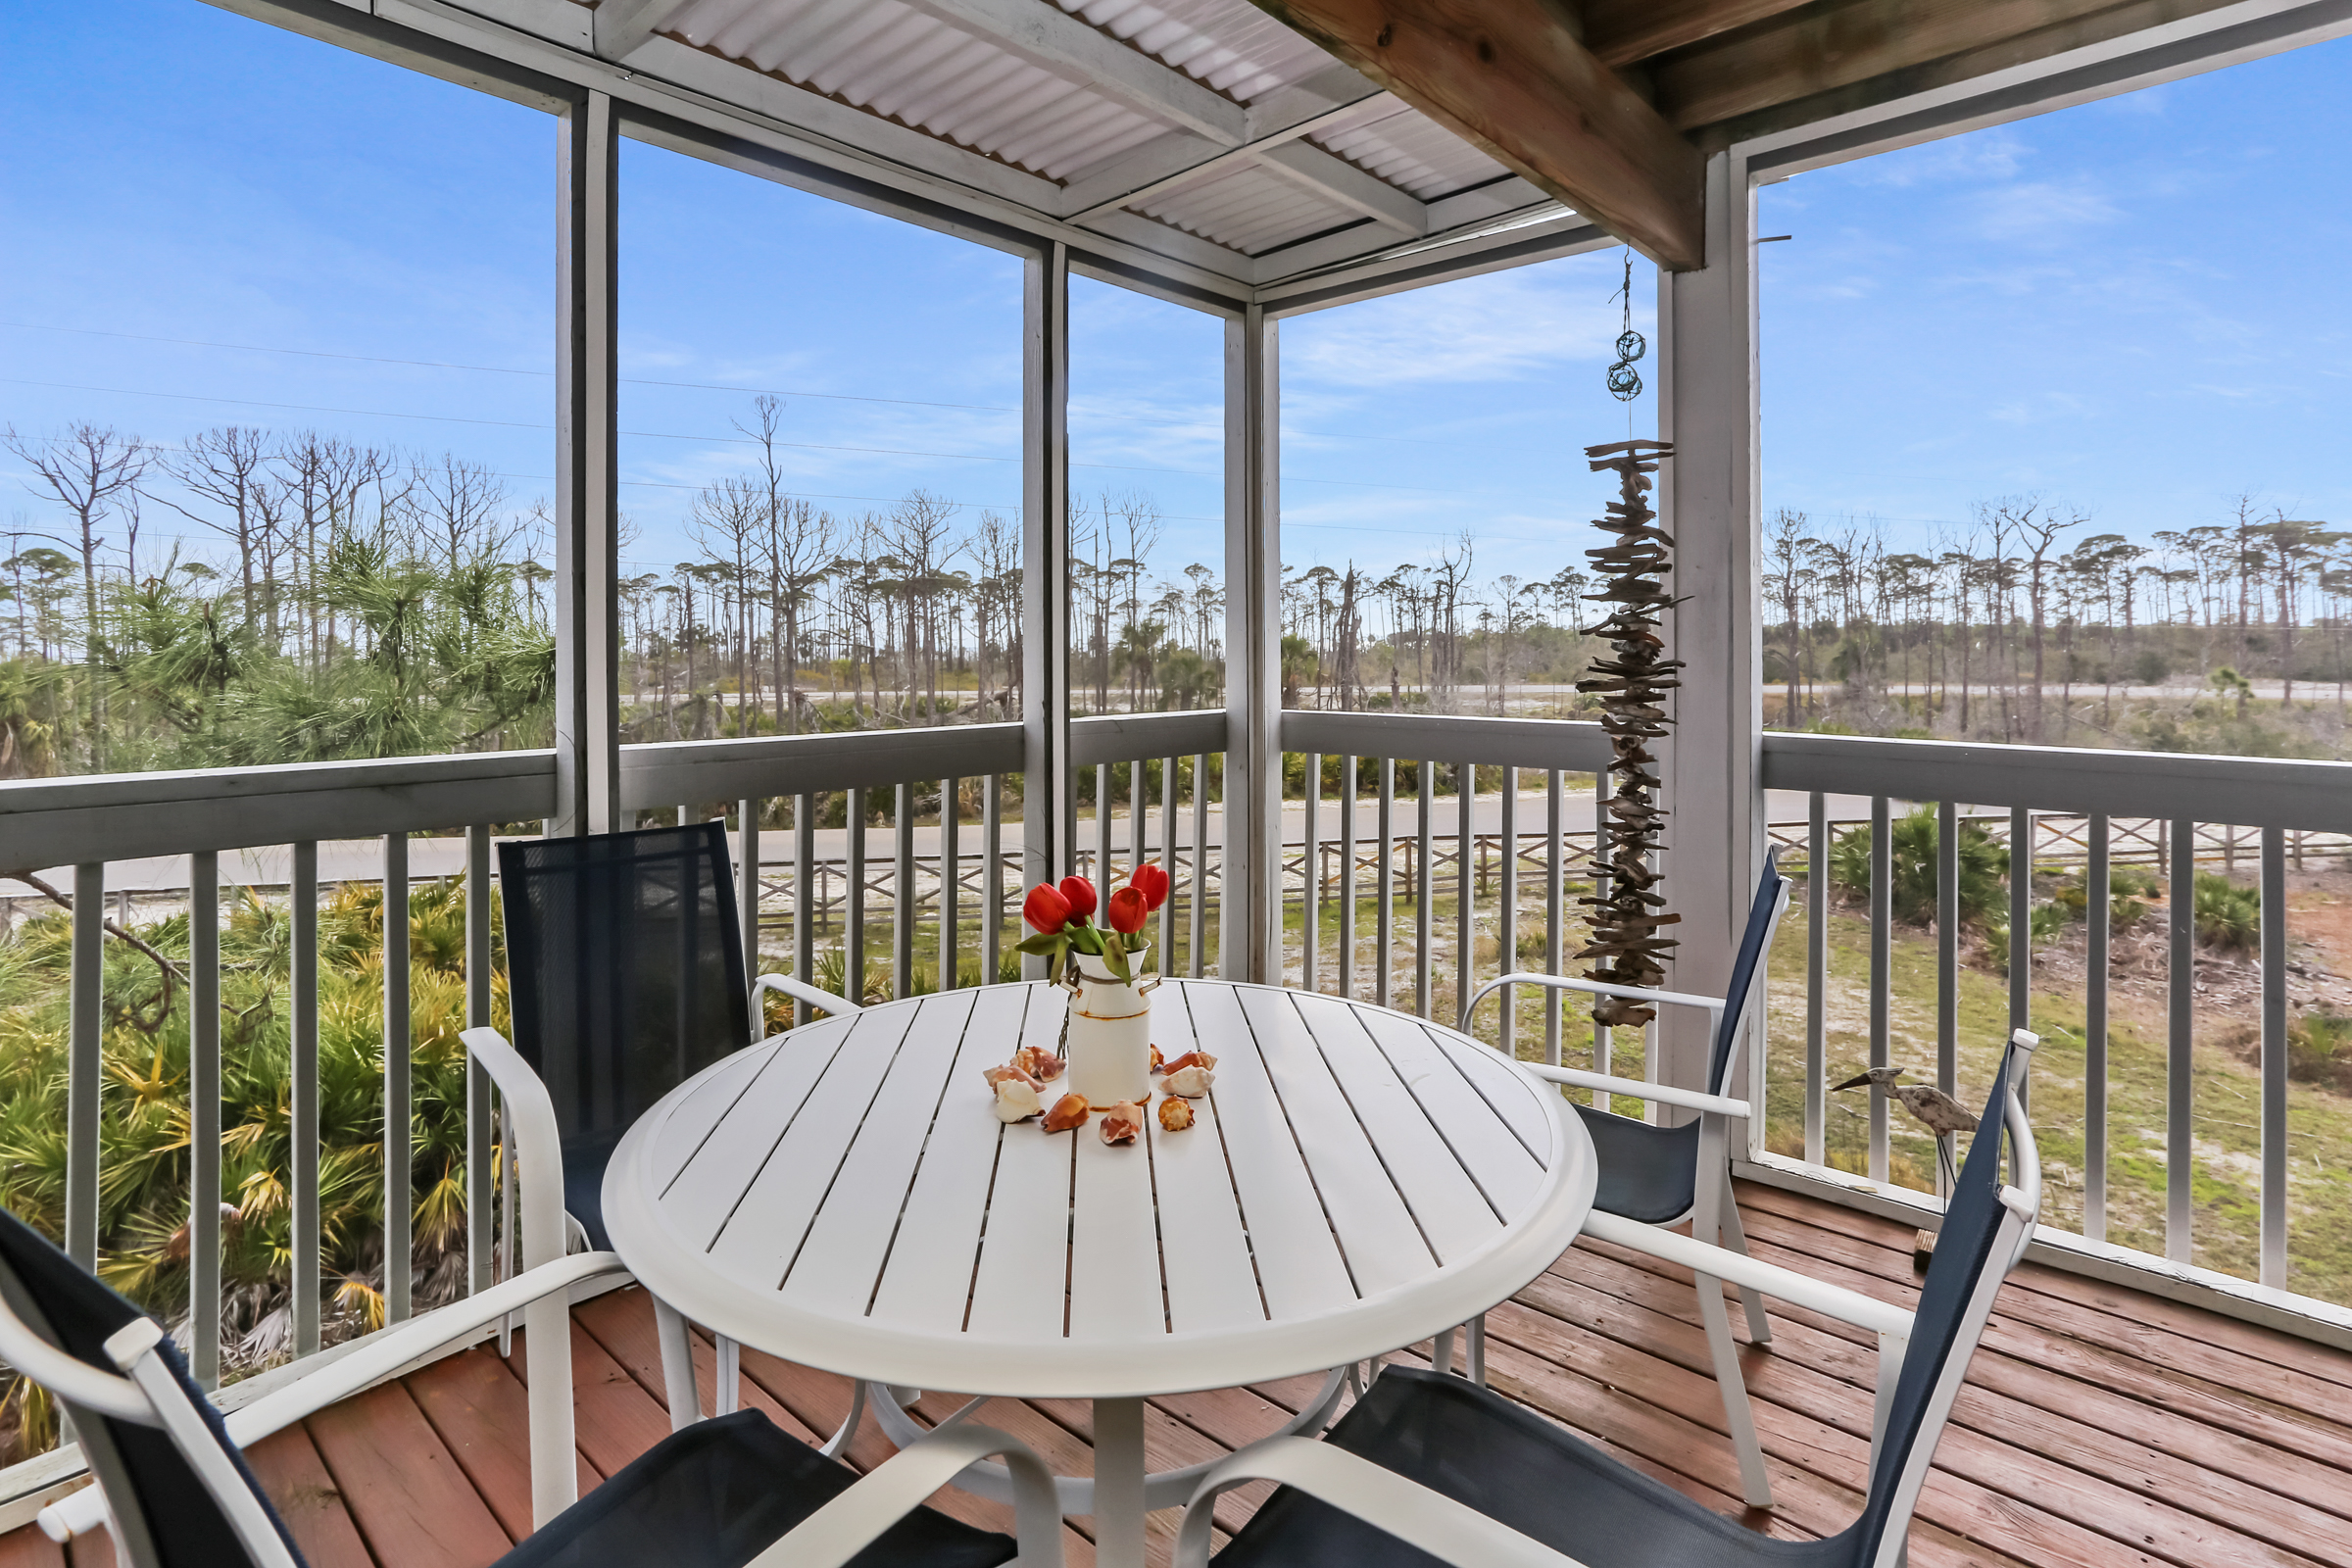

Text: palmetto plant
xmin=0 ymin=872 xmax=502 ymax=1460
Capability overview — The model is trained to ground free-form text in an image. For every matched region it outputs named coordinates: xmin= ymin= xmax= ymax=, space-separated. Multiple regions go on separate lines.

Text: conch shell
xmin=1161 ymin=1064 xmax=1214 ymax=1098
xmin=1161 ymin=1051 xmax=1217 ymax=1075
xmin=1149 ymin=1045 xmax=1165 ymax=1073
xmin=1099 ymin=1101 xmax=1146 ymax=1145
xmin=1042 ymin=1093 xmax=1091 ymax=1133
xmin=983 ymin=1062 xmax=1039 ymax=1091
xmin=993 ymin=1076 xmax=1042 ymax=1122
xmin=1156 ymin=1096 xmax=1195 ymax=1131
xmin=1012 ymin=1045 xmax=1065 ymax=1082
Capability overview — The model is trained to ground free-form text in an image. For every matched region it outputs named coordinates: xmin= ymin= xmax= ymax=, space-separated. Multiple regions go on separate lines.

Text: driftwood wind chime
xmin=1574 ymin=254 xmax=1680 ymax=1029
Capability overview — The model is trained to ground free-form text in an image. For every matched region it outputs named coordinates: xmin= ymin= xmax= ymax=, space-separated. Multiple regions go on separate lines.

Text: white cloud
xmin=1967 ymin=178 xmax=2122 ymax=243
xmin=1282 ymin=269 xmax=1634 ymax=389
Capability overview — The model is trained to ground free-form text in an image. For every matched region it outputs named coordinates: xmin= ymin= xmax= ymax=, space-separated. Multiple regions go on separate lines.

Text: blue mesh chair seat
xmin=1201 ymin=1036 xmax=2041 ymax=1568
xmin=0 ymin=1203 xmax=1022 ymax=1568
xmin=1573 ymin=1108 xmax=1701 ymax=1226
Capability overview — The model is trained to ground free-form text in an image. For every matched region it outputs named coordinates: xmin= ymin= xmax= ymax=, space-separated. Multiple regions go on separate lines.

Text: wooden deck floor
xmin=8 ymin=1181 xmax=2350 ymax=1568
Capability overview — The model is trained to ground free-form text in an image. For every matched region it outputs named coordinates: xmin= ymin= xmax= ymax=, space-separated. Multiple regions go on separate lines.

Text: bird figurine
xmin=1831 ymin=1067 xmax=1979 ymax=1186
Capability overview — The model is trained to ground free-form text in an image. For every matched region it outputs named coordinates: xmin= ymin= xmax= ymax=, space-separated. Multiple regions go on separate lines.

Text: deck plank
xmin=404 ymin=1342 xmax=600 ymax=1542
xmin=241 ymin=1423 xmax=374 ymax=1568
xmin=305 ymin=1381 xmax=514 ymax=1567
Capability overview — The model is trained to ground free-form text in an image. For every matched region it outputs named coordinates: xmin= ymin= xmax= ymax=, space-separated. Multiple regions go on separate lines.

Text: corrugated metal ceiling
xmin=637 ymin=0 xmax=1528 ymax=263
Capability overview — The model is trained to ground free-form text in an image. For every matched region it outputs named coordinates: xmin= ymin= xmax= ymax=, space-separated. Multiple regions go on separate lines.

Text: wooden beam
xmin=591 ymin=0 xmax=694 ymax=63
xmin=1579 ymin=0 xmax=1821 ymax=68
xmin=1649 ymin=0 xmax=2216 ymax=133
xmin=1247 ymin=0 xmax=1706 ymax=270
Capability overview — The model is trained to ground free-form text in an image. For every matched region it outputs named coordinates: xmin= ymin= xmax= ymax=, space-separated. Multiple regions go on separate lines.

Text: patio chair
xmin=1457 ymin=852 xmax=1791 ymax=1506
xmin=3 ymin=1203 xmax=1063 ymax=1568
xmin=1177 ymin=1030 xmax=2044 ymax=1568
xmin=493 ymin=822 xmax=859 ymax=1428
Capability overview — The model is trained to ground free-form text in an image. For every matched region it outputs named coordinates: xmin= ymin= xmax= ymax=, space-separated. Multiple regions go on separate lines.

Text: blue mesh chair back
xmin=500 ymin=822 xmax=753 ymax=1249
xmin=1841 ymin=1037 xmax=2028 ymax=1565
xmin=1706 ymin=849 xmax=1786 ymax=1096
xmin=0 ymin=1206 xmax=300 ymax=1568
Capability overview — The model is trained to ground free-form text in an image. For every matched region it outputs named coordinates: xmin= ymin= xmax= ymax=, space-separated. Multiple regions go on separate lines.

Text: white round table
xmin=603 ymin=978 xmax=1595 ymax=1568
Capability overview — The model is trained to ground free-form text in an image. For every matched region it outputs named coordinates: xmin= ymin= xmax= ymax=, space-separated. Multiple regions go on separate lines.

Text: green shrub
xmin=2054 ymin=864 xmax=2161 ymax=928
xmin=1827 ymin=806 xmax=2008 ymax=927
xmin=2291 ymin=1011 xmax=2352 ymax=1089
xmin=2193 ymin=872 xmax=2260 ymax=953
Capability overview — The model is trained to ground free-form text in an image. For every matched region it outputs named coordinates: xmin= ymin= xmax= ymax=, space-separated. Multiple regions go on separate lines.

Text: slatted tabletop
xmin=603 ymin=979 xmax=1595 ymax=1401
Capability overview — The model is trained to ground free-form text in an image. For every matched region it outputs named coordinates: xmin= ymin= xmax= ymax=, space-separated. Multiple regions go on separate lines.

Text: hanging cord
xmin=1606 ymin=248 xmax=1645 ymax=436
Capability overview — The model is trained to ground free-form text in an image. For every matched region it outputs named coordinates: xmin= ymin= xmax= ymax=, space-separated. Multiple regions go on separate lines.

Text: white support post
xmin=556 ymin=89 xmax=621 ymax=837
xmin=1223 ymin=305 xmax=1282 ymax=983
xmin=1022 ymin=240 xmax=1073 ymax=958
xmin=1657 ymin=151 xmax=1763 ymax=1107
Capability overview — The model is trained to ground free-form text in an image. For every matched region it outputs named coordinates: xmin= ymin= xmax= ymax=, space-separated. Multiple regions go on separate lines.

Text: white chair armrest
xmin=1460 ymin=973 xmax=1725 ymax=1035
xmin=754 ymin=973 xmax=861 ymax=1025
xmin=1582 ymin=1211 xmax=1913 ymax=1342
xmin=1522 ymin=1065 xmax=1750 ymax=1121
xmin=748 ymin=1424 xmax=1064 ymax=1568
xmin=1174 ymin=1438 xmax=1592 ymax=1568
xmin=40 ymin=1253 xmax=631 ymax=1544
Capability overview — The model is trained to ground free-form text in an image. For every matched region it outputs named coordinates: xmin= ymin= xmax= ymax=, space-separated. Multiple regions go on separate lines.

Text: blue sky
xmin=4 ymin=0 xmax=2348 ymax=597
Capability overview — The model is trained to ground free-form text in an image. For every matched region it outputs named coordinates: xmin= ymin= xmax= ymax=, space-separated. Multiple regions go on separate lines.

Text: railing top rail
xmin=1761 ymin=732 xmax=2352 ymax=833
xmin=1069 ymin=710 xmax=1228 ymax=765
xmin=617 ymin=723 xmax=1025 ymax=808
xmin=1281 ymin=710 xmax=1610 ymax=771
xmin=0 ymin=751 xmax=558 ymax=868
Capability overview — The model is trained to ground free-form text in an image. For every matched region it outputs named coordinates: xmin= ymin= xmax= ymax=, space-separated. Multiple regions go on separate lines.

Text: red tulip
xmin=1023 ymin=882 xmax=1073 ymax=933
xmin=1129 ymin=862 xmax=1170 ymax=911
xmin=1105 ymin=886 xmax=1149 ymax=935
xmin=1058 ymin=875 xmax=1099 ymax=922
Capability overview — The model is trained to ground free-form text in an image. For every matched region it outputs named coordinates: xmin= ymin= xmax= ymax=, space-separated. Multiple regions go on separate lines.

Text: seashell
xmin=1013 ymin=1045 xmax=1065 ymax=1082
xmin=1156 ymin=1095 xmax=1195 ymax=1131
xmin=983 ymin=1062 xmax=1040 ymax=1092
xmin=1162 ymin=1064 xmax=1214 ymax=1098
xmin=1042 ymin=1093 xmax=1091 ymax=1133
xmin=1161 ymin=1051 xmax=1217 ymax=1075
xmin=1150 ymin=1045 xmax=1165 ymax=1073
xmin=993 ymin=1076 xmax=1043 ymax=1123
xmin=1099 ymin=1101 xmax=1146 ymax=1145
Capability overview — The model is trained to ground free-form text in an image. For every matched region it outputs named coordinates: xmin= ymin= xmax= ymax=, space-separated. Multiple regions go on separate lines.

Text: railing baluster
xmin=1454 ymin=761 xmax=1473 ymax=1033
xmin=895 ymin=782 xmax=916 ymax=1000
xmin=1936 ymin=800 xmax=1959 ymax=1107
xmin=1340 ymin=754 xmax=1358 ymax=1002
xmin=848 ymin=787 xmax=866 ymax=1005
xmin=795 ymin=793 xmax=816 ymax=1023
xmin=1592 ymin=768 xmax=1610 ymax=1083
xmin=2009 ymin=807 xmax=2033 ymax=1042
xmin=1097 ymin=762 xmax=1112 ymax=890
xmin=740 ymin=799 xmax=762 ymax=993
xmin=1302 ymin=754 xmax=1320 ymax=992
xmin=984 ymin=774 xmax=1004 ymax=986
xmin=1415 ymin=760 xmax=1435 ymax=1020
xmin=1189 ymin=756 xmax=1207 ymax=979
xmin=2167 ymin=815 xmax=2195 ymax=1263
xmin=293 ymin=841 xmax=320 ymax=1356
xmin=1868 ymin=795 xmax=1890 ymax=1185
xmin=2085 ymin=813 xmax=2110 ymax=1243
xmin=1159 ymin=757 xmax=1177 ymax=970
xmin=1806 ymin=790 xmax=1828 ymax=1166
xmin=190 ymin=850 xmax=221 ymax=1390
xmin=1544 ymin=769 xmax=1563 ymax=1068
xmin=1498 ymin=766 xmax=1517 ymax=1057
xmin=1373 ymin=761 xmax=1392 ymax=1010
xmin=942 ymin=778 xmax=960 ymax=991
xmin=67 ymin=862 xmax=102 ymax=1271
xmin=466 ymin=826 xmax=494 ymax=1295
xmin=2261 ymin=825 xmax=2287 ymax=1289
xmin=384 ymin=831 xmax=411 ymax=1325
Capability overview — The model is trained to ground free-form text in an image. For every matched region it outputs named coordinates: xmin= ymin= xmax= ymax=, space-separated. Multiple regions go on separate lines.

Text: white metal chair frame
xmin=1455 ymin=876 xmax=1793 ymax=1508
xmin=1171 ymin=1034 xmax=2044 ymax=1568
xmin=35 ymin=1010 xmax=1062 ymax=1568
